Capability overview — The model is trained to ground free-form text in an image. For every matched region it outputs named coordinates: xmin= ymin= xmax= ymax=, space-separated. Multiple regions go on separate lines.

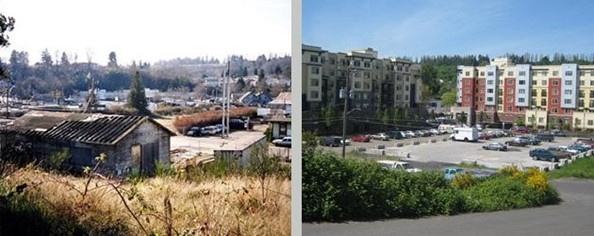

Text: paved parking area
xmin=322 ymin=134 xmax=580 ymax=170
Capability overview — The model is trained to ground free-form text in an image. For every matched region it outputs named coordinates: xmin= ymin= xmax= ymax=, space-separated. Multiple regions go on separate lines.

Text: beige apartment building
xmin=302 ymin=44 xmax=423 ymax=112
xmin=457 ymin=57 xmax=594 ymax=130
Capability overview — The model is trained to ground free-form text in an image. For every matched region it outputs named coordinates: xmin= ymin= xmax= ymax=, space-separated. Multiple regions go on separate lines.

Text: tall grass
xmin=548 ymin=157 xmax=594 ymax=179
xmin=1 ymin=164 xmax=290 ymax=235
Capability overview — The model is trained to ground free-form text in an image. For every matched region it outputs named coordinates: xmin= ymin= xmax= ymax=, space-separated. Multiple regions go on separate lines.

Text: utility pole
xmin=226 ymin=60 xmax=231 ymax=136
xmin=341 ymin=68 xmax=356 ymax=158
xmin=221 ymin=63 xmax=227 ymax=138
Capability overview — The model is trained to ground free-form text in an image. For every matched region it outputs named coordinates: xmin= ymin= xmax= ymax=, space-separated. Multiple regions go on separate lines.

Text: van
xmin=320 ymin=136 xmax=341 ymax=147
xmin=451 ymin=127 xmax=479 ymax=142
xmin=438 ymin=124 xmax=456 ymax=134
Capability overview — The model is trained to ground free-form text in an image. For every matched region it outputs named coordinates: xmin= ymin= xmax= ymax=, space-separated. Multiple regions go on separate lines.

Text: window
xmin=565 ymin=90 xmax=572 ymax=95
xmin=488 ymin=71 xmax=494 ymax=76
xmin=532 ymin=89 xmax=537 ymax=96
xmin=565 ymin=109 xmax=571 ymax=114
xmin=405 ymin=85 xmax=409 ymax=91
xmin=507 ymin=88 xmax=514 ymax=94
xmin=552 ymin=89 xmax=558 ymax=95
xmin=396 ymin=86 xmax=401 ymax=91
xmin=519 ymin=89 xmax=526 ymax=94
xmin=580 ymin=90 xmax=585 ymax=98
xmin=405 ymin=76 xmax=409 ymax=82
xmin=565 ymin=71 xmax=573 ymax=76
xmin=311 ymin=67 xmax=320 ymax=74
xmin=487 ymin=88 xmax=494 ymax=93
xmin=579 ymin=99 xmax=584 ymax=107
xmin=591 ymin=71 xmax=594 ymax=76
xmin=542 ymin=80 xmax=547 ymax=85
xmin=542 ymin=89 xmax=547 ymax=97
xmin=580 ymin=80 xmax=585 ymax=86
xmin=311 ymin=79 xmax=319 ymax=86
xmin=364 ymin=61 xmax=371 ymax=68
xmin=552 ymin=108 xmax=558 ymax=113
xmin=397 ymin=65 xmax=403 ymax=71
xmin=519 ymin=80 xmax=526 ymax=85
xmin=518 ymin=98 xmax=525 ymax=103
xmin=519 ymin=71 xmax=526 ymax=76
xmin=487 ymin=80 xmax=493 ymax=85
xmin=311 ymin=91 xmax=319 ymax=99
xmin=321 ymin=57 xmax=325 ymax=63
xmin=539 ymin=117 xmax=544 ymax=123
xmin=553 ymin=71 xmax=559 ymax=76
xmin=404 ymin=95 xmax=409 ymax=100
xmin=532 ymin=80 xmax=537 ymax=85
xmin=364 ymin=72 xmax=370 ymax=79
xmin=363 ymin=82 xmax=370 ymax=89
xmin=354 ymin=60 xmax=361 ymax=67
xmin=497 ymin=105 xmax=502 ymax=111
xmin=310 ymin=55 xmax=318 ymax=63
xmin=591 ymin=81 xmax=594 ymax=86
xmin=541 ymin=98 xmax=547 ymax=106
xmin=330 ymin=58 xmax=335 ymax=65
xmin=480 ymin=71 xmax=485 ymax=76
xmin=589 ymin=120 xmax=594 ymax=126
xmin=465 ymin=71 xmax=470 ymax=76
xmin=543 ymin=71 xmax=548 ymax=76
xmin=590 ymin=99 xmax=594 ymax=107
xmin=553 ymin=80 xmax=559 ymax=85
xmin=565 ymin=80 xmax=572 ymax=85
xmin=507 ymin=106 xmax=513 ymax=111
xmin=507 ymin=71 xmax=513 ymax=76
xmin=487 ymin=97 xmax=494 ymax=102
xmin=354 ymin=82 xmax=361 ymax=89
xmin=507 ymin=79 xmax=514 ymax=85
xmin=552 ymin=98 xmax=558 ymax=104
xmin=564 ymin=99 xmax=572 ymax=104
xmin=507 ymin=97 xmax=513 ymax=102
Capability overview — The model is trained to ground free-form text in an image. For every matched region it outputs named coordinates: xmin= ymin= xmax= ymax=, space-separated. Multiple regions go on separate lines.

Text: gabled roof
xmin=269 ymin=92 xmax=291 ymax=105
xmin=9 ymin=111 xmax=175 ymax=145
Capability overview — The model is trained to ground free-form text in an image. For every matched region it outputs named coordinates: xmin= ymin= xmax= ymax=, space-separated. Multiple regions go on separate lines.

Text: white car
xmin=370 ymin=133 xmax=390 ymax=141
xmin=341 ymin=138 xmax=351 ymax=145
xmin=377 ymin=160 xmax=422 ymax=173
xmin=404 ymin=130 xmax=416 ymax=138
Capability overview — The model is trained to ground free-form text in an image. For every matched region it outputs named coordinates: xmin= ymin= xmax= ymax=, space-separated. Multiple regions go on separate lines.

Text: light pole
xmin=341 ymin=68 xmax=357 ymax=158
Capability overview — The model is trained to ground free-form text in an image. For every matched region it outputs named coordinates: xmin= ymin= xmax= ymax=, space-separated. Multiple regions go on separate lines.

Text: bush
xmin=303 ymin=151 xmax=560 ymax=222
xmin=302 ymin=151 xmax=461 ymax=222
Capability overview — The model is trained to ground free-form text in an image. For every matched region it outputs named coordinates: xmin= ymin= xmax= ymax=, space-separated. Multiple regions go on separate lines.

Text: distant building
xmin=268 ymin=92 xmax=292 ymax=115
xmin=238 ymin=91 xmax=272 ymax=107
xmin=2 ymin=111 xmax=175 ymax=177
xmin=456 ymin=58 xmax=594 ymax=129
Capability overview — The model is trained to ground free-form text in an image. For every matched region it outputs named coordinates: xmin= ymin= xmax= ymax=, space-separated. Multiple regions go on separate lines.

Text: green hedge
xmin=303 ymin=151 xmax=560 ymax=222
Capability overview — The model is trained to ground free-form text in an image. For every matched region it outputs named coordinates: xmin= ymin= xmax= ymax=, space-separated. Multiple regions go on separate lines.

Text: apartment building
xmin=457 ymin=58 xmax=594 ymax=129
xmin=302 ymin=44 xmax=422 ymax=112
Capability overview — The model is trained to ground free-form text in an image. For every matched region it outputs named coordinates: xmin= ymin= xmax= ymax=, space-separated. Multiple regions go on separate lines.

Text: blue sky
xmin=303 ymin=0 xmax=594 ymax=60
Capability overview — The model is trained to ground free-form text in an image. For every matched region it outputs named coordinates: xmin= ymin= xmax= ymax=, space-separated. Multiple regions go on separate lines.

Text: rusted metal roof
xmin=6 ymin=111 xmax=176 ymax=145
xmin=38 ymin=115 xmax=147 ymax=145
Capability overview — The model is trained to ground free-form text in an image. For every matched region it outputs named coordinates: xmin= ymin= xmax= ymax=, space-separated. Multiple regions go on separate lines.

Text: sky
xmin=303 ymin=0 xmax=594 ymax=60
xmin=0 ymin=0 xmax=291 ymax=66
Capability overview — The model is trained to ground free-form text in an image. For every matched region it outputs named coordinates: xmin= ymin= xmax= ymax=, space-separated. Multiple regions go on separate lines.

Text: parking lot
xmin=321 ymin=131 xmax=585 ymax=171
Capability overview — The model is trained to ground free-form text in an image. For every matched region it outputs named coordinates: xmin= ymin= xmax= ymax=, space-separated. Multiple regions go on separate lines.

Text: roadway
xmin=303 ymin=178 xmax=594 ymax=236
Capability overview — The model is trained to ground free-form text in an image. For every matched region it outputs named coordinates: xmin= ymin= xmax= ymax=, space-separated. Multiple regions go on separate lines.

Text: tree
xmin=381 ymin=108 xmax=390 ymax=130
xmin=441 ymin=89 xmax=457 ymax=107
xmin=108 ymin=51 xmax=118 ymax=67
xmin=478 ymin=111 xmax=486 ymax=125
xmin=530 ymin=114 xmax=536 ymax=128
xmin=60 ymin=52 xmax=70 ymax=66
xmin=515 ymin=116 xmax=525 ymax=126
xmin=127 ymin=71 xmax=149 ymax=115
xmin=41 ymin=49 xmax=53 ymax=68
xmin=233 ymin=77 xmax=246 ymax=93
xmin=457 ymin=112 xmax=467 ymax=124
xmin=322 ymin=107 xmax=335 ymax=135
xmin=1 ymin=13 xmax=15 ymax=80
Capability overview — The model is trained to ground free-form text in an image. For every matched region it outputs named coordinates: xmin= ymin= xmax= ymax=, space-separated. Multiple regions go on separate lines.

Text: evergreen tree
xmin=127 ymin=71 xmax=149 ymax=115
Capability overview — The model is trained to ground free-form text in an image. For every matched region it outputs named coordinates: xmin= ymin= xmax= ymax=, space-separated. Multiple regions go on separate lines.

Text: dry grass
xmin=172 ymin=107 xmax=257 ymax=133
xmin=3 ymin=167 xmax=290 ymax=235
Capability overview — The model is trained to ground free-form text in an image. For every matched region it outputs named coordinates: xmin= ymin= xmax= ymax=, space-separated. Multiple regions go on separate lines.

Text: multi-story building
xmin=302 ymin=44 xmax=422 ymax=112
xmin=456 ymin=58 xmax=594 ymax=129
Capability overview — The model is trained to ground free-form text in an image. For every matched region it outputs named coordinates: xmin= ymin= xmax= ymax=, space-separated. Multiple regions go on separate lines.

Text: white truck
xmin=450 ymin=127 xmax=479 ymax=142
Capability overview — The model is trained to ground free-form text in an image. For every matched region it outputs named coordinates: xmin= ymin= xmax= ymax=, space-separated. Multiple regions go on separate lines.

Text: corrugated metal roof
xmin=38 ymin=115 xmax=148 ymax=145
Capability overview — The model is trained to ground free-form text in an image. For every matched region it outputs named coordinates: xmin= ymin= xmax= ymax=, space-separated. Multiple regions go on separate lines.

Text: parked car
xmin=529 ymin=149 xmax=559 ymax=162
xmin=352 ymin=135 xmax=371 ymax=142
xmin=478 ymin=132 xmax=491 ymax=140
xmin=429 ymin=128 xmax=442 ymax=135
xmin=200 ymin=126 xmax=218 ymax=135
xmin=404 ymin=130 xmax=416 ymax=138
xmin=519 ymin=135 xmax=541 ymax=145
xmin=385 ymin=131 xmax=404 ymax=140
xmin=370 ymin=133 xmax=390 ymax=141
xmin=272 ymin=136 xmax=291 ymax=147
xmin=341 ymin=138 xmax=351 ymax=146
xmin=482 ymin=142 xmax=507 ymax=151
xmin=511 ymin=126 xmax=530 ymax=135
xmin=567 ymin=144 xmax=590 ymax=153
xmin=530 ymin=148 xmax=570 ymax=159
xmin=320 ymin=136 xmax=342 ymax=147
xmin=186 ymin=126 xmax=203 ymax=137
xmin=550 ymin=130 xmax=566 ymax=137
xmin=534 ymin=133 xmax=554 ymax=142
xmin=377 ymin=160 xmax=422 ymax=173
xmin=505 ymin=137 xmax=529 ymax=147
xmin=547 ymin=146 xmax=577 ymax=156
